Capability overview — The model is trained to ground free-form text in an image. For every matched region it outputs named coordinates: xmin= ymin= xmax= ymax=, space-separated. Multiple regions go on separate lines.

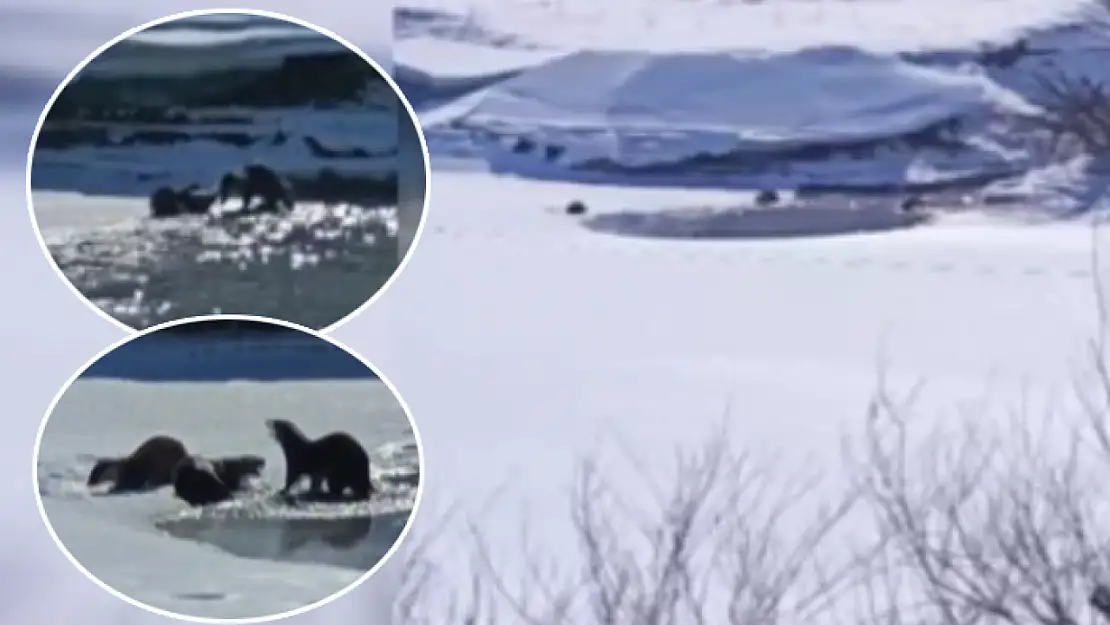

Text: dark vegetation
xmin=34 ymin=47 xmax=401 ymax=205
xmin=46 ymin=50 xmax=390 ymax=118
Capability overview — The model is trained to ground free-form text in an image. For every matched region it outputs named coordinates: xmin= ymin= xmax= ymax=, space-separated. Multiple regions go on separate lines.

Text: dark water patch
xmin=583 ymin=200 xmax=930 ymax=241
xmin=174 ymin=591 xmax=229 ymax=601
xmin=83 ymin=327 xmax=379 ymax=381
xmin=156 ymin=509 xmax=409 ymax=571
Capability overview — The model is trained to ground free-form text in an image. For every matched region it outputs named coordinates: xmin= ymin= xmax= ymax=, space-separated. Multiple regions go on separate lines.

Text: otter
xmin=565 ymin=200 xmax=587 ymax=215
xmin=218 ymin=164 xmax=295 ymax=215
xmin=148 ymin=184 xmax=217 ymax=219
xmin=176 ymin=184 xmax=217 ymax=215
xmin=87 ymin=435 xmax=188 ymax=493
xmin=149 ymin=186 xmax=182 ymax=219
xmin=210 ymin=455 xmax=266 ymax=491
xmin=265 ymin=419 xmax=373 ymax=501
xmin=755 ymin=189 xmax=779 ymax=206
xmin=899 ymin=194 xmax=925 ymax=213
xmin=171 ymin=456 xmax=234 ymax=506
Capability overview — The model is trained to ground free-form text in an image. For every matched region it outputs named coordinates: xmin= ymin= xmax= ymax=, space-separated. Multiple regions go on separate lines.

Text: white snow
xmin=381 ymin=169 xmax=1105 ymax=620
xmin=5 ymin=1 xmax=1110 ymax=624
xmin=418 ymin=47 xmax=1039 ymax=187
xmin=395 ymin=0 xmax=1085 ymax=54
xmin=445 ymin=48 xmax=1035 ymax=141
xmin=395 ymin=37 xmax=564 ymax=91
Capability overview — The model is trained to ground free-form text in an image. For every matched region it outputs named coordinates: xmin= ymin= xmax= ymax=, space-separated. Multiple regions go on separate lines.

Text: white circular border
xmin=30 ymin=313 xmax=428 ymax=624
xmin=24 ymin=8 xmax=433 ymax=335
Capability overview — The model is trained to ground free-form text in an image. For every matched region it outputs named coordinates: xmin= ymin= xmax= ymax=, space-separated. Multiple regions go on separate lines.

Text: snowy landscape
xmin=4 ymin=1 xmax=1110 ymax=625
xmin=385 ymin=1 xmax=1110 ymax=623
xmin=34 ymin=321 xmax=420 ymax=621
xmin=28 ymin=13 xmax=422 ymax=331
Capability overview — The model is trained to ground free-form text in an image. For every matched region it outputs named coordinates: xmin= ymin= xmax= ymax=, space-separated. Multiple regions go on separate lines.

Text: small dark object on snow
xmin=511 ymin=137 xmax=536 ymax=154
xmin=544 ymin=144 xmax=565 ymax=162
xmin=565 ymin=200 xmax=587 ymax=215
xmin=148 ymin=185 xmax=216 ymax=219
xmin=218 ymin=163 xmax=295 ymax=215
xmin=755 ymin=189 xmax=779 ymax=206
xmin=900 ymin=195 xmax=925 ymax=212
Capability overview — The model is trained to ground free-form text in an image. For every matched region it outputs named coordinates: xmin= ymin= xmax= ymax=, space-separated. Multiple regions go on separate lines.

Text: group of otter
xmin=86 ymin=419 xmax=374 ymax=507
xmin=150 ymin=163 xmax=295 ymax=220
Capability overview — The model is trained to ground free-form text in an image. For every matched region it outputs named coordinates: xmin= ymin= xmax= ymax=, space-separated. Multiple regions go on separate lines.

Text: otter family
xmin=86 ymin=420 xmax=374 ymax=507
xmin=149 ymin=163 xmax=295 ymax=220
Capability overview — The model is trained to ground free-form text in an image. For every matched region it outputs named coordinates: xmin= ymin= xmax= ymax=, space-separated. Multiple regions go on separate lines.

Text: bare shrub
xmin=1028 ymin=72 xmax=1110 ymax=156
xmin=395 ymin=235 xmax=1110 ymax=625
xmin=398 ymin=424 xmax=863 ymax=625
xmin=843 ymin=230 xmax=1110 ymax=625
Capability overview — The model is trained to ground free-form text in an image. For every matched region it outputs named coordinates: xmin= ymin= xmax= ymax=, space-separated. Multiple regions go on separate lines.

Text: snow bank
xmin=443 ymin=48 xmax=1031 ymax=144
xmin=395 ymin=37 xmax=565 ymax=107
xmin=423 ymin=48 xmax=1035 ymax=189
xmin=393 ymin=0 xmax=1081 ymax=54
xmin=395 ymin=37 xmax=560 ymax=90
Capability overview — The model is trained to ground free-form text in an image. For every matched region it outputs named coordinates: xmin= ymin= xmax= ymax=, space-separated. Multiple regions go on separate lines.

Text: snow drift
xmin=395 ymin=37 xmax=564 ymax=108
xmin=422 ymin=47 xmax=1039 ymax=190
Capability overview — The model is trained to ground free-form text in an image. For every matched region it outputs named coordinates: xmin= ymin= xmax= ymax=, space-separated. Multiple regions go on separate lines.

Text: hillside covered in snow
xmin=397 ymin=0 xmax=1110 ymax=215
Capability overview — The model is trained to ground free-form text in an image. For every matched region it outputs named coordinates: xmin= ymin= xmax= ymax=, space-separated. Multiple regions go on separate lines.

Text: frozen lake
xmin=36 ymin=374 xmax=419 ymax=620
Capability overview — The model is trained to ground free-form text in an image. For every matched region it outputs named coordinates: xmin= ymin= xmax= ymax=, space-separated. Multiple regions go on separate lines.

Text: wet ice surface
xmin=36 ymin=378 xmax=418 ymax=619
xmin=35 ymin=192 xmax=399 ymax=329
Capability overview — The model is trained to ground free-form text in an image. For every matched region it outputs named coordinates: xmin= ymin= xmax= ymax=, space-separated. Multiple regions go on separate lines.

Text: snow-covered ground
xmin=5 ymin=1 xmax=1110 ymax=625
xmin=386 ymin=168 xmax=1106 ymax=623
xmin=383 ymin=1 xmax=1110 ymax=622
xmin=34 ymin=335 xmax=419 ymax=620
xmin=27 ymin=12 xmax=416 ymax=331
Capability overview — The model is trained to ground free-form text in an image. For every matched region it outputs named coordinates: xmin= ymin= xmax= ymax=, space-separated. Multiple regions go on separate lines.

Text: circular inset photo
xmin=27 ymin=10 xmax=430 ymax=332
xmin=33 ymin=315 xmax=423 ymax=622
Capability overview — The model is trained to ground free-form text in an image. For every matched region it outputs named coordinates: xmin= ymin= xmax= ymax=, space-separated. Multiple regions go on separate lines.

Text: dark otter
xmin=210 ymin=455 xmax=266 ymax=491
xmin=544 ymin=144 xmax=565 ymax=163
xmin=755 ymin=189 xmax=779 ymax=206
xmin=148 ymin=184 xmax=216 ymax=218
xmin=172 ymin=456 xmax=233 ymax=506
xmin=511 ymin=137 xmax=537 ymax=154
xmin=899 ymin=194 xmax=925 ymax=213
xmin=176 ymin=184 xmax=217 ymax=215
xmin=149 ymin=186 xmax=182 ymax=219
xmin=87 ymin=435 xmax=188 ymax=493
xmin=265 ymin=419 xmax=373 ymax=501
xmin=218 ymin=164 xmax=295 ymax=215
